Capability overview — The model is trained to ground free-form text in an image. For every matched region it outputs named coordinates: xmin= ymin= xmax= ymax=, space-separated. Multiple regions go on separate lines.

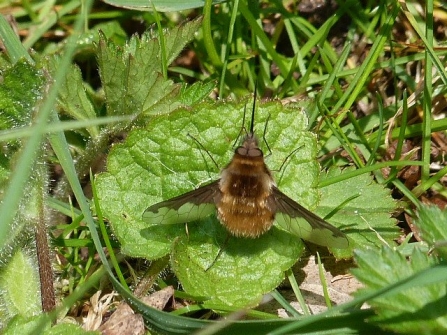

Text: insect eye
xmin=248 ymin=148 xmax=263 ymax=157
xmin=235 ymin=146 xmax=247 ymax=155
xmin=235 ymin=146 xmax=263 ymax=157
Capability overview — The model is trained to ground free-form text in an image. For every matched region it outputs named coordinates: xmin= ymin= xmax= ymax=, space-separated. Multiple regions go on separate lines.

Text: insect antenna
xmin=251 ymin=84 xmax=272 ymax=157
xmin=276 ymin=145 xmax=301 ymax=169
xmin=232 ymin=104 xmax=249 ymax=148
xmin=187 ymin=133 xmax=219 ymax=170
xmin=249 ymin=83 xmax=258 ymax=135
xmin=274 ymin=145 xmax=303 ymax=185
xmin=261 ymin=113 xmax=272 ymax=157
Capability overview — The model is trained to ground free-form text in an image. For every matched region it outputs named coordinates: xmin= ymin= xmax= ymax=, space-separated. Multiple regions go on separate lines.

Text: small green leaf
xmin=172 ymin=221 xmax=304 ymax=307
xmin=0 ymin=249 xmax=41 ymax=319
xmin=160 ymin=18 xmax=203 ymax=65
xmin=318 ymin=167 xmax=400 ymax=258
xmin=0 ymin=60 xmax=49 ymax=227
xmin=180 ymin=81 xmax=215 ymax=106
xmin=43 ymin=56 xmax=99 ymax=138
xmin=0 ymin=60 xmax=45 ymax=130
xmin=352 ymin=246 xmax=446 ymax=334
xmin=0 ymin=150 xmax=10 ymax=190
xmin=413 ymin=205 xmax=447 ymax=258
xmin=44 ymin=323 xmax=100 ymax=335
xmin=97 ymin=18 xmax=201 ymax=119
xmin=4 ymin=314 xmax=51 ymax=335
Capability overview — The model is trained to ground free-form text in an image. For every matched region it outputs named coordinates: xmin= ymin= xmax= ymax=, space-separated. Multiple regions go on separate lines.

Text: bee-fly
xmin=143 ymin=97 xmax=348 ymax=249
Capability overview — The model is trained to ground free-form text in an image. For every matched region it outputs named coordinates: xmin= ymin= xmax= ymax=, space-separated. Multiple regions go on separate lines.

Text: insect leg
xmin=205 ymin=233 xmax=230 ymax=272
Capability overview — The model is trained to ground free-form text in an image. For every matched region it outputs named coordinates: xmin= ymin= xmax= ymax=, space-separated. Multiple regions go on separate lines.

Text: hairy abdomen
xmin=217 ymin=161 xmax=276 ymax=237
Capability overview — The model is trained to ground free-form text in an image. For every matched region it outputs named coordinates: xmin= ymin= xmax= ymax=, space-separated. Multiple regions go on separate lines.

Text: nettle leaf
xmin=0 ymin=60 xmax=45 ymax=189
xmin=44 ymin=323 xmax=99 ymax=335
xmin=97 ymin=18 xmax=202 ymax=118
xmin=43 ymin=56 xmax=99 ymax=138
xmin=0 ymin=60 xmax=45 ymax=130
xmin=172 ymin=221 xmax=305 ymax=307
xmin=318 ymin=167 xmax=399 ymax=258
xmin=0 ymin=153 xmax=9 ymax=191
xmin=0 ymin=58 xmax=47 ymax=201
xmin=3 ymin=314 xmax=51 ymax=335
xmin=351 ymin=247 xmax=446 ymax=334
xmin=97 ymin=99 xmax=334 ymax=305
xmin=413 ymin=205 xmax=447 ymax=258
xmin=179 ymin=81 xmax=216 ymax=106
xmin=0 ymin=249 xmax=41 ymax=319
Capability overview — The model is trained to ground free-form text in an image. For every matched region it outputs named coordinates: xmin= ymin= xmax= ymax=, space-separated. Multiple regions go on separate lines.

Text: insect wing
xmin=143 ymin=180 xmax=219 ymax=225
xmin=272 ymin=187 xmax=349 ymax=248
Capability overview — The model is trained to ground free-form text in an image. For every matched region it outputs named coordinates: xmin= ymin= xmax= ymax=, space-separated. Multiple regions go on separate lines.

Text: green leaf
xmin=97 ymin=98 xmax=343 ymax=306
xmin=180 ymin=81 xmax=215 ymax=106
xmin=160 ymin=18 xmax=204 ymax=66
xmin=351 ymin=246 xmax=446 ymax=334
xmin=97 ymin=18 xmax=201 ymax=119
xmin=413 ymin=205 xmax=447 ymax=258
xmin=0 ymin=153 xmax=9 ymax=191
xmin=4 ymin=315 xmax=98 ymax=335
xmin=172 ymin=222 xmax=304 ymax=307
xmin=44 ymin=323 xmax=100 ymax=335
xmin=102 ymin=0 xmax=226 ymax=12
xmin=43 ymin=57 xmax=99 ymax=138
xmin=0 ymin=143 xmax=49 ymax=267
xmin=318 ymin=166 xmax=400 ymax=258
xmin=4 ymin=314 xmax=51 ymax=335
xmin=0 ymin=59 xmax=47 ymax=205
xmin=0 ymin=60 xmax=45 ymax=130
xmin=0 ymin=249 xmax=41 ymax=319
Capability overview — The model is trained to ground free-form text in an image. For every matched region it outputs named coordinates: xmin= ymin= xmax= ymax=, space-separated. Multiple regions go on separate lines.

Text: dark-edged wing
xmin=272 ymin=186 xmax=349 ymax=248
xmin=143 ymin=180 xmax=220 ymax=225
